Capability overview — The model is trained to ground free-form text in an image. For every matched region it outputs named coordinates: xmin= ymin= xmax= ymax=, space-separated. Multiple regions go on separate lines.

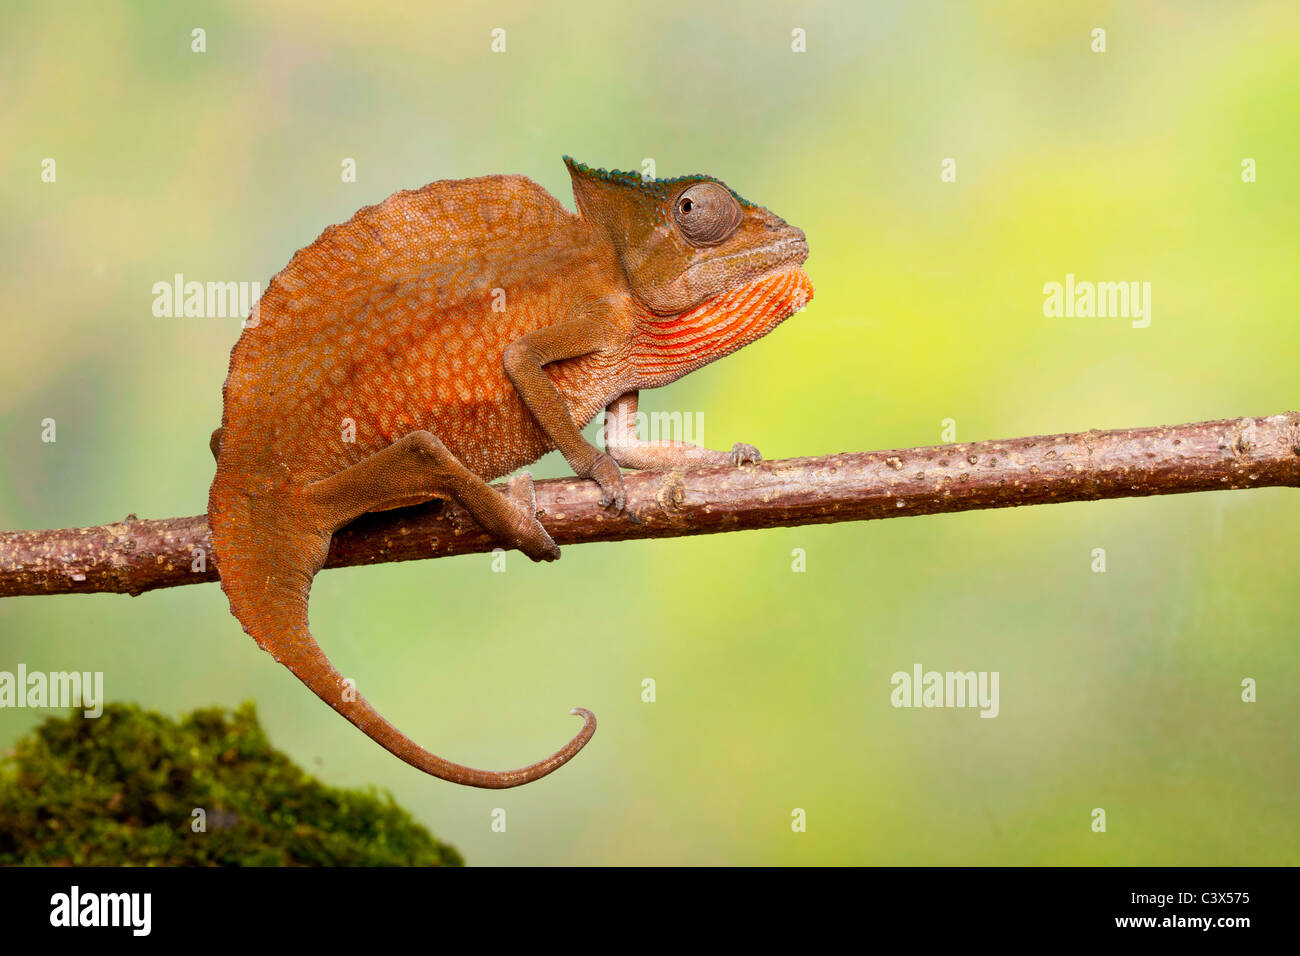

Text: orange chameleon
xmin=207 ymin=157 xmax=813 ymax=788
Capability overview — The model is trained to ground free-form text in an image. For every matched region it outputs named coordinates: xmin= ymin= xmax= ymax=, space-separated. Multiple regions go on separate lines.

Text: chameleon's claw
xmin=731 ymin=442 xmax=762 ymax=466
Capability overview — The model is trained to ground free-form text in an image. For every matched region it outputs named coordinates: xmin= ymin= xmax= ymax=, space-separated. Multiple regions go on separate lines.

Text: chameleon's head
xmin=565 ymin=157 xmax=811 ymax=317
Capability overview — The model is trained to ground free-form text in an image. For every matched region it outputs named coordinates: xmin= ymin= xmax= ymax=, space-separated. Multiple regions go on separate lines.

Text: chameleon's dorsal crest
xmin=566 ymin=156 xmax=667 ymax=235
xmin=563 ymin=155 xmax=757 ymax=220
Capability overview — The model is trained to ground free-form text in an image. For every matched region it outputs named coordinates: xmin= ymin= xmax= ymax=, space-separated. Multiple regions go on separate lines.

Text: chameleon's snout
xmin=765 ymin=224 xmax=810 ymax=270
xmin=786 ymin=227 xmax=809 ymax=265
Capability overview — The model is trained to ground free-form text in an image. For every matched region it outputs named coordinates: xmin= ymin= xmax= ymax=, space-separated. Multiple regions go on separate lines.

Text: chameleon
xmin=207 ymin=157 xmax=813 ymax=788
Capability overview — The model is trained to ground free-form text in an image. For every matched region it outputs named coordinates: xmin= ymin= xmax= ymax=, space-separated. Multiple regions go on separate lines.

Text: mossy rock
xmin=0 ymin=702 xmax=462 ymax=866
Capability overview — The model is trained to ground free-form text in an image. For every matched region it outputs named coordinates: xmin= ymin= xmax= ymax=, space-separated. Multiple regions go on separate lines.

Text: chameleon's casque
xmin=208 ymin=157 xmax=812 ymax=787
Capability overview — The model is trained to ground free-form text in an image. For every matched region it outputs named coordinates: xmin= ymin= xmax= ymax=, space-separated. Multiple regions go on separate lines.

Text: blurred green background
xmin=1 ymin=0 xmax=1296 ymax=865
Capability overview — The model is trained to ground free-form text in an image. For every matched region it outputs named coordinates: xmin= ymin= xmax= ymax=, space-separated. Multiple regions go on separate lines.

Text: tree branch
xmin=2 ymin=413 xmax=1297 ymax=599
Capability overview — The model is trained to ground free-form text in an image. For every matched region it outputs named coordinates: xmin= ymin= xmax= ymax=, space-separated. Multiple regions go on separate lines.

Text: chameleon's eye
xmin=672 ymin=182 xmax=742 ymax=246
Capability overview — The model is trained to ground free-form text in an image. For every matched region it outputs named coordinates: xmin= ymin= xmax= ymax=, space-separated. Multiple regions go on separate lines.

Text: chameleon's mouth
xmin=769 ymin=228 xmax=810 ymax=265
xmin=638 ymin=226 xmax=810 ymax=316
xmin=731 ymin=228 xmax=809 ymax=281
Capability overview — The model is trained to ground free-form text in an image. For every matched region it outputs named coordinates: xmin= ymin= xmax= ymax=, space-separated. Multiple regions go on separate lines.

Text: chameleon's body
xmin=209 ymin=158 xmax=812 ymax=788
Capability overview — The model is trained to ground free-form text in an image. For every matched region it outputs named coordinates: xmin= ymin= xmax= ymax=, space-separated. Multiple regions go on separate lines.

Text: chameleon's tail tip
xmin=568 ymin=707 xmax=597 ymax=744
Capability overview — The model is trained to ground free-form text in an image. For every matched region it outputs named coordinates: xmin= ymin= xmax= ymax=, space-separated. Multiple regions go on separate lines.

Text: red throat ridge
xmin=629 ymin=268 xmax=814 ymax=387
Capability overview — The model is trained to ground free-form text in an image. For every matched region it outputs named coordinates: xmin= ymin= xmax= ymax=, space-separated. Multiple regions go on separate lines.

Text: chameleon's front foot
xmin=730 ymin=442 xmax=762 ymax=466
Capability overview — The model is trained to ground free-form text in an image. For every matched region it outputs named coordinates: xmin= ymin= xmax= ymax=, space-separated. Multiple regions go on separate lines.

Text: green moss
xmin=0 ymin=702 xmax=462 ymax=867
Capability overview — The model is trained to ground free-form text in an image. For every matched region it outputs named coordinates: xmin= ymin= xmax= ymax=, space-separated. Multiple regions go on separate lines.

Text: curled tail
xmin=208 ymin=482 xmax=595 ymax=789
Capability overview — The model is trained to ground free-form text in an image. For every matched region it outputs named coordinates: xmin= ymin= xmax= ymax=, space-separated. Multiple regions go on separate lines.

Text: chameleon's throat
xmin=629 ymin=267 xmax=814 ymax=388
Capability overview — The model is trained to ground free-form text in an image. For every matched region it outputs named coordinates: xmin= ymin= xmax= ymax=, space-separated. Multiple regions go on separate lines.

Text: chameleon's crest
xmin=562 ymin=155 xmax=761 ymax=211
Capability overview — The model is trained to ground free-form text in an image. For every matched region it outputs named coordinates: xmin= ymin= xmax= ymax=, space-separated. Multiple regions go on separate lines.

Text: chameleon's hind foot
xmin=502 ymin=471 xmax=560 ymax=562
xmin=304 ymin=430 xmax=560 ymax=561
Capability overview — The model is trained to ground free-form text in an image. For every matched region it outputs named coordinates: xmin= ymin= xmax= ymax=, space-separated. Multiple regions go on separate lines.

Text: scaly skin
xmin=208 ymin=157 xmax=812 ymax=788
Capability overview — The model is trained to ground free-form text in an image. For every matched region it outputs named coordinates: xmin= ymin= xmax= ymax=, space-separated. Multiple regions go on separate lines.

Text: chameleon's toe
xmin=512 ymin=510 xmax=560 ymax=562
xmin=731 ymin=442 xmax=762 ymax=466
xmin=503 ymin=472 xmax=560 ymax=562
xmin=521 ymin=524 xmax=561 ymax=562
xmin=505 ymin=471 xmax=540 ymax=513
xmin=586 ymin=452 xmax=626 ymax=512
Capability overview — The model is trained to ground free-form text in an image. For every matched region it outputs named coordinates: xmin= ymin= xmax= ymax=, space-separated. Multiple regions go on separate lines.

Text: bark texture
xmin=2 ymin=413 xmax=1296 ymax=599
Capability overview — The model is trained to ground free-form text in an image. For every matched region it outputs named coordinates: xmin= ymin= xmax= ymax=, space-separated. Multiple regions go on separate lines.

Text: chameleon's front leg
xmin=602 ymin=391 xmax=762 ymax=470
xmin=504 ymin=315 xmax=627 ymax=510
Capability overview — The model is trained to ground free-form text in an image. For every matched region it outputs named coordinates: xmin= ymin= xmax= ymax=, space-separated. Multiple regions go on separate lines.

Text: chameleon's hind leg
xmin=306 ymin=430 xmax=560 ymax=561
